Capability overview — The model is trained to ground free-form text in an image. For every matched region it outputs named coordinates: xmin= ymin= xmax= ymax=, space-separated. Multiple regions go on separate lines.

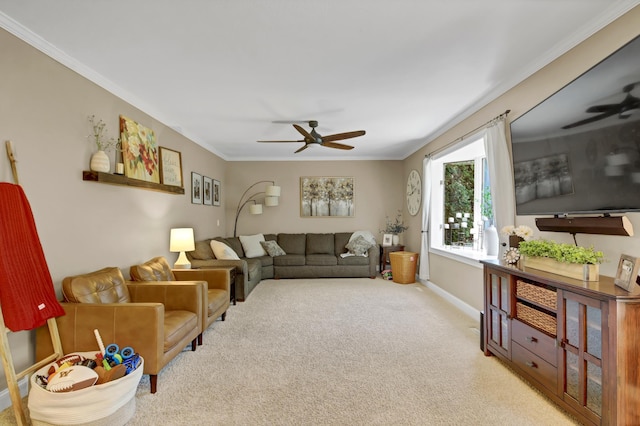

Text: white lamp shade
xmin=265 ymin=196 xmax=278 ymax=206
xmin=249 ymin=203 xmax=263 ymax=214
xmin=265 ymin=185 xmax=281 ymax=197
xmin=170 ymin=228 xmax=195 ymax=252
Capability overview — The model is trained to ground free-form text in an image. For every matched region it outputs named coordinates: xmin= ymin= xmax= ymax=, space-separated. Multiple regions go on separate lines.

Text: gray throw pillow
xmin=345 ymin=235 xmax=374 ymax=256
xmin=260 ymin=240 xmax=286 ymax=257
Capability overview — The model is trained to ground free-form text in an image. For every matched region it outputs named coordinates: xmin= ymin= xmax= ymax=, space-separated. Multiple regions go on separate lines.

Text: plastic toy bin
xmin=389 ymin=251 xmax=418 ymax=284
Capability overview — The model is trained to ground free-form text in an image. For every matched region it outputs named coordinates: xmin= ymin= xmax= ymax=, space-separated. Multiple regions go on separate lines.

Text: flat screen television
xmin=510 ymin=35 xmax=640 ymax=216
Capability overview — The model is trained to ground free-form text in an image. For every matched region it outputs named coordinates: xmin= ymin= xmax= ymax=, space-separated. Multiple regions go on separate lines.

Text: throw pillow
xmin=260 ymin=240 xmax=286 ymax=257
xmin=210 ymin=240 xmax=240 ymax=260
xmin=239 ymin=234 xmax=268 ymax=258
xmin=345 ymin=235 xmax=375 ymax=256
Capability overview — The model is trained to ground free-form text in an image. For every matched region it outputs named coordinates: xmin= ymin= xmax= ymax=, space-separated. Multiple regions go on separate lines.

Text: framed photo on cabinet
xmin=614 ymin=254 xmax=640 ymax=291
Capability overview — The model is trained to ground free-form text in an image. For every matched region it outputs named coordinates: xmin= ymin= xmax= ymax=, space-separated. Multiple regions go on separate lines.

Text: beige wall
xmin=404 ymin=6 xmax=640 ymax=312
xmin=0 ymin=28 xmax=231 ymax=387
xmin=223 ymin=160 xmax=403 ymax=239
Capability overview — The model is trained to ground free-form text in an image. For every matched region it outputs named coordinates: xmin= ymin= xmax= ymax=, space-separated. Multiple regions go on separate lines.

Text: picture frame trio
xmin=191 ymin=172 xmax=220 ymax=206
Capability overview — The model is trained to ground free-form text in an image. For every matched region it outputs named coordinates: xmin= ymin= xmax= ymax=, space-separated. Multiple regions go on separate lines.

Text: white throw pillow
xmin=210 ymin=240 xmax=240 ymax=260
xmin=239 ymin=234 xmax=268 ymax=258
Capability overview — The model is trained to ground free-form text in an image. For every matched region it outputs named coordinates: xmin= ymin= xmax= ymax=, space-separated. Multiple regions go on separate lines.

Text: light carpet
xmin=1 ymin=277 xmax=578 ymax=425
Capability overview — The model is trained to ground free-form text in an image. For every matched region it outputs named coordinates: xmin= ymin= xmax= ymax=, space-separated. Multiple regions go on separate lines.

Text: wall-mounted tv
xmin=510 ymin=35 xmax=640 ymax=216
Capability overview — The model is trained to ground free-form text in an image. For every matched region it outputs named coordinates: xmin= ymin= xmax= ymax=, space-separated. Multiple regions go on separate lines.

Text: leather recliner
xmin=35 ymin=266 xmax=203 ymax=394
xmin=129 ymin=256 xmax=230 ymax=345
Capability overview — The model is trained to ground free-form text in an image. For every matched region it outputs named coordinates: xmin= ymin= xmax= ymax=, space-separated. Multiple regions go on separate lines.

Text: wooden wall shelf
xmin=82 ymin=171 xmax=185 ymax=195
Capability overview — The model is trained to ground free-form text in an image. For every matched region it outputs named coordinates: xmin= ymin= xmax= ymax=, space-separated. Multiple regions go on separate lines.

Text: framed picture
xmin=191 ymin=172 xmax=202 ymax=204
xmin=203 ymin=176 xmax=213 ymax=205
xmin=158 ymin=147 xmax=183 ymax=187
xmin=300 ymin=176 xmax=354 ymax=217
xmin=614 ymin=254 xmax=640 ymax=292
xmin=119 ymin=115 xmax=160 ymax=183
xmin=213 ymin=179 xmax=221 ymax=206
xmin=382 ymin=234 xmax=393 ymax=247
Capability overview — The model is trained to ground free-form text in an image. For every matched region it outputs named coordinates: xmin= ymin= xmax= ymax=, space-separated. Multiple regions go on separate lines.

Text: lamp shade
xmin=265 ymin=196 xmax=278 ymax=207
xmin=169 ymin=228 xmax=195 ymax=252
xmin=249 ymin=203 xmax=263 ymax=214
xmin=265 ymin=185 xmax=281 ymax=197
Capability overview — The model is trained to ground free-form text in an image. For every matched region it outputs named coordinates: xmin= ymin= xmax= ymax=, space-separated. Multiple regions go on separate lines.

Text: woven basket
xmin=516 ymin=302 xmax=557 ymax=336
xmin=516 ymin=280 xmax=557 ymax=310
xmin=389 ymin=251 xmax=418 ymax=284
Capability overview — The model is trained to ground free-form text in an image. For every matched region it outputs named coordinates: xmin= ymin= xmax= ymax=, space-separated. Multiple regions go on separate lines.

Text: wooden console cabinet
xmin=482 ymin=259 xmax=640 ymax=425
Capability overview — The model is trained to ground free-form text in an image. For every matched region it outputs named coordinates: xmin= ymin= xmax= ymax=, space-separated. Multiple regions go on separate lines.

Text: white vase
xmin=484 ymin=225 xmax=499 ymax=256
xmin=392 ymin=235 xmax=400 ymax=245
xmin=90 ymin=150 xmax=110 ymax=173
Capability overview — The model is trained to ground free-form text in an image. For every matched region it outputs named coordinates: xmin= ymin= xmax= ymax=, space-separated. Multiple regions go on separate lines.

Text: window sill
xmin=429 ymin=246 xmax=498 ymax=268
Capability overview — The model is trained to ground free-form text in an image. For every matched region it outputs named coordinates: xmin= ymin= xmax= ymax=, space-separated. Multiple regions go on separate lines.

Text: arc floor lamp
xmin=233 ymin=180 xmax=281 ymax=237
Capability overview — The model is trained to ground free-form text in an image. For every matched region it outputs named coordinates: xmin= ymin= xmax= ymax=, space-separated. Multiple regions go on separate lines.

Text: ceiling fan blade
xmin=586 ymin=104 xmax=620 ymax=113
xmin=294 ymin=144 xmax=310 ymax=154
xmin=257 ymin=139 xmax=304 ymax=143
xmin=562 ymin=110 xmax=618 ymax=129
xmin=293 ymin=124 xmax=315 ymax=141
xmin=321 ymin=130 xmax=366 ymax=143
xmin=322 ymin=141 xmax=354 ymax=150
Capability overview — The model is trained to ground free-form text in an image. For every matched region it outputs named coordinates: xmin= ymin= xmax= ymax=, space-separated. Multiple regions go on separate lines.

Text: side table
xmin=380 ymin=244 xmax=405 ymax=273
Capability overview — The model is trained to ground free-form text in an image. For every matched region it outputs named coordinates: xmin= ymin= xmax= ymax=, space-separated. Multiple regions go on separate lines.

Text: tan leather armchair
xmin=35 ymin=267 xmax=203 ymax=394
xmin=129 ymin=256 xmax=230 ymax=345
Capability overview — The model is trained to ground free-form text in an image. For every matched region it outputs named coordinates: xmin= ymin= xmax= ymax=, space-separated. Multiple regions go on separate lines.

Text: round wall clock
xmin=406 ymin=169 xmax=422 ymax=216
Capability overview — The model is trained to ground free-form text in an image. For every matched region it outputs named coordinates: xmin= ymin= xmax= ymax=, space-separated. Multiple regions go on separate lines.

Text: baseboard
xmin=416 ymin=278 xmax=480 ymax=322
xmin=0 ymin=376 xmax=29 ymax=411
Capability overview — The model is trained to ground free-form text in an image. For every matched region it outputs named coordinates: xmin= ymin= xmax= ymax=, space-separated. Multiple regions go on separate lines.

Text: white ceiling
xmin=0 ymin=1 xmax=637 ymax=161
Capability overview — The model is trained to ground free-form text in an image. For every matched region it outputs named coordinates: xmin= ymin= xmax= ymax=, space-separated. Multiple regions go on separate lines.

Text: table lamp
xmin=169 ymin=227 xmax=195 ymax=269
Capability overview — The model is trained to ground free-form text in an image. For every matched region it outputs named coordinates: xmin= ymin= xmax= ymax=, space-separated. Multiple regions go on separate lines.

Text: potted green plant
xmin=381 ymin=211 xmax=408 ymax=245
xmin=88 ymin=115 xmax=117 ymax=173
xmin=518 ymin=239 xmax=604 ymax=281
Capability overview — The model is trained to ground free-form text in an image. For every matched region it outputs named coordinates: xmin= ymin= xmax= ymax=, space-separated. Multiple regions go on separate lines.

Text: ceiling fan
xmin=562 ymin=82 xmax=640 ymax=129
xmin=258 ymin=120 xmax=366 ymax=153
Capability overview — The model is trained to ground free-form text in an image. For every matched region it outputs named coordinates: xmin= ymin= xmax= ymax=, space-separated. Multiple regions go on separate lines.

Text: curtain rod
xmin=426 ymin=109 xmax=511 ymax=158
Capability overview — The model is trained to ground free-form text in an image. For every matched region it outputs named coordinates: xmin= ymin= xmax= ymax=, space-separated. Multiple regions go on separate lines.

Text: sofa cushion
xmin=306 ymin=254 xmax=338 ymax=266
xmin=246 ymin=258 xmax=263 ymax=281
xmin=218 ymin=237 xmax=245 ymax=258
xmin=334 ymin=233 xmax=352 ymax=255
xmin=260 ymin=240 xmax=286 ymax=257
xmin=345 ymin=235 xmax=376 ymax=256
xmin=337 ymin=255 xmax=371 ymax=266
xmin=306 ymin=233 xmax=335 ymax=255
xmin=190 ymin=239 xmax=214 ymax=260
xmin=210 ymin=240 xmax=240 ymax=260
xmin=239 ymin=234 xmax=268 ymax=258
xmin=277 ymin=234 xmax=306 ymax=255
xmin=273 ymin=254 xmax=306 ymax=266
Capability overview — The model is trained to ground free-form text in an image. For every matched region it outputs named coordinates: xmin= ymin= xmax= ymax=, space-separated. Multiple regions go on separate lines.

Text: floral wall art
xmin=300 ymin=176 xmax=354 ymax=217
xmin=119 ymin=115 xmax=160 ymax=183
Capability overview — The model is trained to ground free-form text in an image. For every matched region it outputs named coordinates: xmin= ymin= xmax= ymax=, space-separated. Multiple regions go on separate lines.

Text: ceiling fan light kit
xmin=258 ymin=120 xmax=366 ymax=153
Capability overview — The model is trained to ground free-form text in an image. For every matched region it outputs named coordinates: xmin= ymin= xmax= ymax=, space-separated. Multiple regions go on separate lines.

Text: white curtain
xmin=418 ymin=156 xmax=432 ymax=280
xmin=482 ymin=118 xmax=515 ymax=246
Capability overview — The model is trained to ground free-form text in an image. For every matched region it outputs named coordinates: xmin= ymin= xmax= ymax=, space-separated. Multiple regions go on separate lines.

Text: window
xmin=429 ymin=135 xmax=493 ymax=261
